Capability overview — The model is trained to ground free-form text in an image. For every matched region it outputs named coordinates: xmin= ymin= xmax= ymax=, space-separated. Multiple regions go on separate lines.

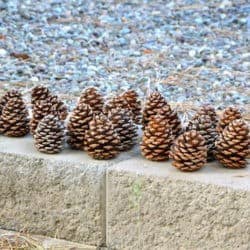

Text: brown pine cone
xmin=196 ymin=105 xmax=218 ymax=127
xmin=215 ymin=119 xmax=249 ymax=169
xmin=30 ymin=100 xmax=53 ymax=135
xmin=170 ymin=130 xmax=207 ymax=172
xmin=103 ymin=95 xmax=130 ymax=116
xmin=34 ymin=114 xmax=65 ymax=154
xmin=30 ymin=94 xmax=67 ymax=134
xmin=48 ymin=95 xmax=68 ymax=120
xmin=67 ymin=103 xmax=93 ymax=150
xmin=157 ymin=104 xmax=182 ymax=138
xmin=187 ymin=114 xmax=218 ymax=161
xmin=31 ymin=85 xmax=50 ymax=105
xmin=141 ymin=114 xmax=173 ymax=161
xmin=121 ymin=90 xmax=142 ymax=124
xmin=142 ymin=91 xmax=167 ymax=129
xmin=217 ymin=107 xmax=242 ymax=133
xmin=84 ymin=114 xmax=120 ymax=160
xmin=108 ymin=108 xmax=138 ymax=151
xmin=0 ymin=90 xmax=22 ymax=116
xmin=79 ymin=87 xmax=104 ymax=114
xmin=0 ymin=97 xmax=29 ymax=137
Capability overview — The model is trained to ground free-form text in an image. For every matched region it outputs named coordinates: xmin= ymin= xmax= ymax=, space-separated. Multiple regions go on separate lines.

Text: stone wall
xmin=0 ymin=136 xmax=249 ymax=249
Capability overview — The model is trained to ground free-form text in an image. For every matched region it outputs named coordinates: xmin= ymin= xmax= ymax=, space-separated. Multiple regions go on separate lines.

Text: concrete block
xmin=0 ymin=135 xmax=134 ymax=246
xmin=107 ymin=157 xmax=250 ymax=250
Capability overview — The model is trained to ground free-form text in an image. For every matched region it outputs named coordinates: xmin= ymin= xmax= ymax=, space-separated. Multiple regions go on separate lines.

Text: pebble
xmin=0 ymin=48 xmax=8 ymax=57
xmin=0 ymin=0 xmax=248 ymax=116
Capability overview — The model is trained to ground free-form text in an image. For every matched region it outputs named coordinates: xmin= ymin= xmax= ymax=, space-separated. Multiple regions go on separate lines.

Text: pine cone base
xmin=215 ymin=119 xmax=249 ymax=169
xmin=67 ymin=103 xmax=93 ymax=150
xmin=108 ymin=108 xmax=138 ymax=151
xmin=170 ymin=130 xmax=207 ymax=172
xmin=0 ymin=97 xmax=29 ymax=137
xmin=84 ymin=115 xmax=120 ymax=160
xmin=34 ymin=115 xmax=65 ymax=154
xmin=141 ymin=115 xmax=173 ymax=161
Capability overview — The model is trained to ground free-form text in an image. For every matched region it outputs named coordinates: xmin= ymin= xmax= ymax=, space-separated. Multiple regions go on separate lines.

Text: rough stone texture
xmin=0 ymin=135 xmax=125 ymax=247
xmin=107 ymin=158 xmax=250 ymax=250
xmin=0 ymin=152 xmax=106 ymax=246
xmin=0 ymin=136 xmax=250 ymax=249
xmin=0 ymin=135 xmax=137 ymax=247
xmin=0 ymin=229 xmax=97 ymax=250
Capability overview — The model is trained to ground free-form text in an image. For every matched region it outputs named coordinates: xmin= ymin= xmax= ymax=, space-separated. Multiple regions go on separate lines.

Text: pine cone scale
xmin=215 ymin=119 xmax=249 ymax=168
xmin=141 ymin=115 xmax=173 ymax=161
xmin=34 ymin=115 xmax=65 ymax=154
xmin=84 ymin=115 xmax=120 ymax=160
xmin=0 ymin=96 xmax=29 ymax=137
xmin=170 ymin=130 xmax=207 ymax=172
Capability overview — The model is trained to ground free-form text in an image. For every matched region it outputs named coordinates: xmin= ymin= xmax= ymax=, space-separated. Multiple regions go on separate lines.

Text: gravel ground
xmin=0 ymin=0 xmax=249 ymax=117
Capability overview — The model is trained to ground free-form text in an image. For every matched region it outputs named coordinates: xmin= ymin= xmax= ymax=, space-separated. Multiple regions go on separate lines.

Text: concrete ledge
xmin=0 ymin=136 xmax=115 ymax=246
xmin=0 ymin=152 xmax=106 ymax=246
xmin=0 ymin=136 xmax=249 ymax=249
xmin=107 ymin=157 xmax=250 ymax=250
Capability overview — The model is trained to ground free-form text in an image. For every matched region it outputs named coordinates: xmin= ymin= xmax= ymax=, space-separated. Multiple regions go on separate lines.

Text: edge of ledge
xmin=108 ymin=156 xmax=250 ymax=191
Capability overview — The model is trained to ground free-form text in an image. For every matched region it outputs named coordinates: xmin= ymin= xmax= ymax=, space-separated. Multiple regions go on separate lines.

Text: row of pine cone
xmin=0 ymin=86 xmax=249 ymax=171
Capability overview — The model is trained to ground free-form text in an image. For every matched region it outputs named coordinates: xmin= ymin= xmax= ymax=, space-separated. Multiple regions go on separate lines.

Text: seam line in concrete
xmin=100 ymin=167 xmax=107 ymax=248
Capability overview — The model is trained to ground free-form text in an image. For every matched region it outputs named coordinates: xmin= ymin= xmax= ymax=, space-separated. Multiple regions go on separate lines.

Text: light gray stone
xmin=0 ymin=135 xmax=136 ymax=246
xmin=0 ymin=48 xmax=8 ymax=57
xmin=0 ymin=152 xmax=106 ymax=246
xmin=1 ymin=136 xmax=250 ymax=249
xmin=107 ymin=158 xmax=250 ymax=250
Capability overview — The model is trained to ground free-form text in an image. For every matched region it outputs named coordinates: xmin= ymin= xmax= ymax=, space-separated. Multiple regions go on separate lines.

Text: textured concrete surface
xmin=0 ymin=152 xmax=106 ymax=246
xmin=1 ymin=136 xmax=250 ymax=249
xmin=107 ymin=157 xmax=250 ymax=250
xmin=0 ymin=135 xmax=138 ymax=247
xmin=0 ymin=135 xmax=121 ymax=246
xmin=0 ymin=229 xmax=97 ymax=250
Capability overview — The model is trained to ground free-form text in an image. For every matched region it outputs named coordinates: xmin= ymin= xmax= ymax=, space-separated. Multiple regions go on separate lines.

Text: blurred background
xmin=0 ymin=0 xmax=249 ymax=118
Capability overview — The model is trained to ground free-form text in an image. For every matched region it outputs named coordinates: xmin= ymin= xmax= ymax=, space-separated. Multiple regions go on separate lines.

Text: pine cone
xmin=121 ymin=90 xmax=141 ymax=124
xmin=30 ymin=100 xmax=53 ymax=135
xmin=170 ymin=130 xmax=207 ymax=172
xmin=142 ymin=91 xmax=167 ymax=129
xmin=30 ymin=94 xmax=68 ymax=134
xmin=215 ymin=119 xmax=249 ymax=169
xmin=196 ymin=105 xmax=218 ymax=127
xmin=103 ymin=95 xmax=130 ymax=116
xmin=34 ymin=114 xmax=65 ymax=154
xmin=157 ymin=104 xmax=182 ymax=138
xmin=0 ymin=97 xmax=29 ymax=137
xmin=31 ymin=85 xmax=50 ymax=105
xmin=79 ymin=87 xmax=104 ymax=114
xmin=48 ymin=95 xmax=68 ymax=120
xmin=141 ymin=114 xmax=173 ymax=161
xmin=67 ymin=103 xmax=93 ymax=150
xmin=84 ymin=114 xmax=120 ymax=160
xmin=217 ymin=107 xmax=242 ymax=133
xmin=0 ymin=90 xmax=22 ymax=116
xmin=187 ymin=114 xmax=218 ymax=161
xmin=108 ymin=108 xmax=138 ymax=151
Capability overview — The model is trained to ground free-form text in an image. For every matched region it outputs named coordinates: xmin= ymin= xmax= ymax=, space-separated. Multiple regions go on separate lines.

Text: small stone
xmin=118 ymin=37 xmax=128 ymax=46
xmin=189 ymin=50 xmax=196 ymax=57
xmin=31 ymin=76 xmax=39 ymax=82
xmin=0 ymin=48 xmax=8 ymax=57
